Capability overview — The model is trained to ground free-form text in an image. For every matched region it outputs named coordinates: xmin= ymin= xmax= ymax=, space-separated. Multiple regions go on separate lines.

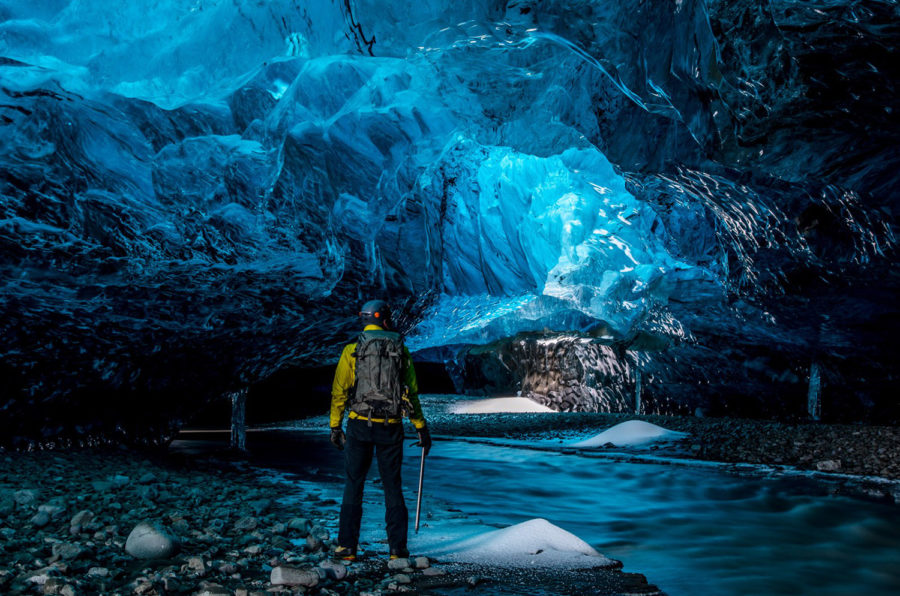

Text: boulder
xmin=125 ymin=522 xmax=179 ymax=559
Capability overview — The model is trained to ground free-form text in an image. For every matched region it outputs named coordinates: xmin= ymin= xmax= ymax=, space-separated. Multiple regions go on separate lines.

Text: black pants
xmin=338 ymin=418 xmax=408 ymax=551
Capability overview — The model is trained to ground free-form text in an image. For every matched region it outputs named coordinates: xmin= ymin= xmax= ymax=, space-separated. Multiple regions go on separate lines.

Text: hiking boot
xmin=389 ymin=547 xmax=409 ymax=560
xmin=334 ymin=545 xmax=357 ymax=561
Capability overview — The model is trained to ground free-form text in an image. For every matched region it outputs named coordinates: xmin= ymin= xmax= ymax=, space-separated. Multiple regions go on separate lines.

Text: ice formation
xmin=425 ymin=518 xmax=615 ymax=568
xmin=0 ymin=1 xmax=898 ymax=443
xmin=450 ymin=397 xmax=555 ymax=414
xmin=571 ymin=420 xmax=688 ymax=448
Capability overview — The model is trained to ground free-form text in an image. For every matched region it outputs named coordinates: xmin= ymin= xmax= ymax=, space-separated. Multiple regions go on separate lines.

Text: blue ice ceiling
xmin=1 ymin=1 xmax=898 ymax=439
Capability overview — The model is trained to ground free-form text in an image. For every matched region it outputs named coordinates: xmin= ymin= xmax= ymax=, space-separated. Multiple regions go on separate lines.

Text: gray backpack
xmin=351 ymin=330 xmax=407 ymax=422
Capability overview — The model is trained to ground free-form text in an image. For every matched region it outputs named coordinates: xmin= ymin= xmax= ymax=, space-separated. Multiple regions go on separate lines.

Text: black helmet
xmin=359 ymin=299 xmax=392 ymax=328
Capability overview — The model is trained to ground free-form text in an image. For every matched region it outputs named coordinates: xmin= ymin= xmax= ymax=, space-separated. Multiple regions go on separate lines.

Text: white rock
xmin=413 ymin=556 xmax=430 ymax=569
xmin=816 ymin=459 xmax=841 ymax=472
xmin=87 ymin=567 xmax=109 ymax=577
xmin=125 ymin=522 xmax=178 ymax=559
xmin=270 ymin=565 xmax=319 ymax=587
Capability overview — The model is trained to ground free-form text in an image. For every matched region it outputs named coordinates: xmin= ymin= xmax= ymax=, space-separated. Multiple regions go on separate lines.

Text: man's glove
xmin=330 ymin=427 xmax=346 ymax=450
xmin=415 ymin=425 xmax=432 ymax=456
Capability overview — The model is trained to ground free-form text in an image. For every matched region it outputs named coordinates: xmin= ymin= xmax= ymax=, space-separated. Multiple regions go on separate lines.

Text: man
xmin=329 ymin=299 xmax=432 ymax=561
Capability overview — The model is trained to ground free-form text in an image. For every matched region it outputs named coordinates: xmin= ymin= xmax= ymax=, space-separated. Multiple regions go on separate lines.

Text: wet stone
xmin=51 ymin=542 xmax=84 ymax=560
xmin=287 ymin=518 xmax=311 ymax=536
xmin=270 ymin=565 xmax=319 ymax=587
xmin=305 ymin=535 xmax=322 ymax=551
xmin=233 ymin=516 xmax=258 ymax=532
xmin=318 ymin=559 xmax=348 ymax=580
xmin=816 ymin=460 xmax=842 ymax=472
xmin=186 ymin=556 xmax=207 ymax=574
xmin=31 ymin=511 xmax=51 ymax=527
xmin=193 ymin=588 xmax=233 ymax=596
xmin=422 ymin=567 xmax=445 ymax=577
xmin=387 ymin=557 xmax=411 ymax=570
xmin=393 ymin=573 xmax=412 ymax=584
xmin=14 ymin=489 xmax=40 ymax=506
xmin=308 ymin=525 xmax=329 ymax=541
xmin=69 ymin=510 xmax=94 ymax=529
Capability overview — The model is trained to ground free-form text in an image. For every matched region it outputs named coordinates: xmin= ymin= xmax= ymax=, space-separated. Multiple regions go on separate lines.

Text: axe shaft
xmin=414 ymin=447 xmax=426 ymax=533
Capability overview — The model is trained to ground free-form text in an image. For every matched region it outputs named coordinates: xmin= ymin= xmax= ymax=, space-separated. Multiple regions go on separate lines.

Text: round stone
xmin=125 ymin=522 xmax=178 ymax=559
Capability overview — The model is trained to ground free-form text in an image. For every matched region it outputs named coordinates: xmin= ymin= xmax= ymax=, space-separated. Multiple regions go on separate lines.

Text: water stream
xmin=251 ymin=429 xmax=900 ymax=596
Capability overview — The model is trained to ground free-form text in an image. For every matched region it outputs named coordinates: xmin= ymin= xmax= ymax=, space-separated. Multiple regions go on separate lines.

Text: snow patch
xmin=572 ymin=420 xmax=687 ymax=448
xmin=450 ymin=397 xmax=555 ymax=414
xmin=426 ymin=518 xmax=615 ymax=568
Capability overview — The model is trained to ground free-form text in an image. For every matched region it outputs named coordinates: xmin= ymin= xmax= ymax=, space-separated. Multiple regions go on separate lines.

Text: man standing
xmin=329 ymin=299 xmax=432 ymax=561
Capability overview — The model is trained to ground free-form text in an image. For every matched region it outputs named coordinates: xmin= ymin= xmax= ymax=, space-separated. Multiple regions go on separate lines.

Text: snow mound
xmin=571 ymin=420 xmax=688 ymax=448
xmin=450 ymin=397 xmax=555 ymax=414
xmin=428 ymin=518 xmax=615 ymax=568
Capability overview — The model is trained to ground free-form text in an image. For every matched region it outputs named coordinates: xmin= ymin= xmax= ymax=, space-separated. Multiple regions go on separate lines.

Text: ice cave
xmin=1 ymin=1 xmax=898 ymax=595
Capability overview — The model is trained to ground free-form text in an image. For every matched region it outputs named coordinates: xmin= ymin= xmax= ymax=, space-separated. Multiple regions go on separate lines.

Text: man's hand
xmin=330 ymin=426 xmax=346 ymax=450
xmin=415 ymin=425 xmax=432 ymax=456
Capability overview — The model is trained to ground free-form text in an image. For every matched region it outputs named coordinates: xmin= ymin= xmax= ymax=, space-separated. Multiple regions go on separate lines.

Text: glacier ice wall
xmin=0 ymin=0 xmax=898 ymax=444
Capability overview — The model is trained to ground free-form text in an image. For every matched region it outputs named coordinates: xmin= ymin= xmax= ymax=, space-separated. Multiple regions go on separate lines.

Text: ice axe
xmin=414 ymin=445 xmax=426 ymax=533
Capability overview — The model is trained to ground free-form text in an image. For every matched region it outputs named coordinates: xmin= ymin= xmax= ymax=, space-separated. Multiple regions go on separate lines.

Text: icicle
xmin=634 ymin=368 xmax=642 ymax=415
xmin=807 ymin=362 xmax=821 ymax=421
xmin=230 ymin=388 xmax=248 ymax=452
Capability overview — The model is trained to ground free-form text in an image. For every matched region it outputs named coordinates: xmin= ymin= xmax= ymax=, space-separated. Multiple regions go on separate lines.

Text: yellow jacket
xmin=330 ymin=325 xmax=426 ymax=429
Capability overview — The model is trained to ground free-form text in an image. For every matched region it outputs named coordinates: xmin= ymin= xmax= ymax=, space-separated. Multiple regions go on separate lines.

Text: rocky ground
xmin=0 ymin=444 xmax=661 ymax=596
xmin=0 ymin=447 xmax=431 ymax=595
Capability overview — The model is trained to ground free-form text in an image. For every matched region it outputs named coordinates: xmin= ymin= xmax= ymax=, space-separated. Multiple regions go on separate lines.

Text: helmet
xmin=359 ymin=299 xmax=392 ymax=328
